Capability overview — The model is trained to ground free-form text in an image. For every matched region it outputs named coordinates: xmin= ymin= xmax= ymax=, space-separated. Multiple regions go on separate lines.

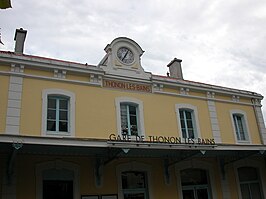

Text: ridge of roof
xmin=152 ymin=74 xmax=262 ymax=97
xmin=0 ymin=50 xmax=95 ymax=68
xmin=0 ymin=50 xmax=262 ymax=98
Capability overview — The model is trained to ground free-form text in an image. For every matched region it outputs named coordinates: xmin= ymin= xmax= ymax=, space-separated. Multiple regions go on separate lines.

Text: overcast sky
xmin=1 ymin=0 xmax=266 ymax=122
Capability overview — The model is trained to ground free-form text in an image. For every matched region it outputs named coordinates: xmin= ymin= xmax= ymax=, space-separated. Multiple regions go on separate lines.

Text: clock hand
xmin=122 ymin=50 xmax=129 ymax=61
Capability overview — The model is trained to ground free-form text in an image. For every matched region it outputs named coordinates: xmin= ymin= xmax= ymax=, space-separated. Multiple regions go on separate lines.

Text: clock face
xmin=117 ymin=47 xmax=134 ymax=64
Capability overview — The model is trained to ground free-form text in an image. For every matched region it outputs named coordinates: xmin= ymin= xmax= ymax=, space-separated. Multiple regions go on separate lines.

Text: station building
xmin=0 ymin=28 xmax=266 ymax=199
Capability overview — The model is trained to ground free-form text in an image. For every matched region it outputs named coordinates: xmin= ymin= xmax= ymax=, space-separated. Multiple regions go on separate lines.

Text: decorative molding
xmin=153 ymin=83 xmax=163 ymax=92
xmin=11 ymin=64 xmax=24 ymax=73
xmin=252 ymin=98 xmax=262 ymax=106
xmin=0 ymin=70 xmax=261 ymax=107
xmin=232 ymin=95 xmax=240 ymax=102
xmin=154 ymin=90 xmax=255 ymax=106
xmin=54 ymin=69 xmax=66 ymax=79
xmin=90 ymin=74 xmax=102 ymax=83
xmin=152 ymin=76 xmax=262 ymax=99
xmin=180 ymin=87 xmax=189 ymax=95
xmin=207 ymin=91 xmax=215 ymax=99
xmin=0 ymin=71 xmax=102 ymax=88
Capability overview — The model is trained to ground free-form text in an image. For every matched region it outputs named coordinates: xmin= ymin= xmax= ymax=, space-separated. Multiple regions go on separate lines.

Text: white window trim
xmin=36 ymin=160 xmax=80 ymax=199
xmin=230 ymin=110 xmax=250 ymax=144
xmin=42 ymin=89 xmax=75 ymax=137
xmin=115 ymin=97 xmax=145 ymax=137
xmin=175 ymin=160 xmax=218 ymax=199
xmin=234 ymin=159 xmax=266 ymax=199
xmin=116 ymin=161 xmax=153 ymax=199
xmin=175 ymin=104 xmax=201 ymax=139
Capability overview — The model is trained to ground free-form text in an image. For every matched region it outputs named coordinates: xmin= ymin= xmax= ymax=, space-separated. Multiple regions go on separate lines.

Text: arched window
xmin=47 ymin=95 xmax=69 ymax=132
xmin=238 ymin=167 xmax=263 ymax=199
xmin=42 ymin=89 xmax=75 ymax=137
xmin=117 ymin=162 xmax=152 ymax=199
xmin=181 ymin=168 xmax=211 ymax=199
xmin=179 ymin=109 xmax=196 ymax=139
xmin=36 ymin=160 xmax=80 ymax=199
xmin=176 ymin=104 xmax=201 ymax=139
xmin=115 ymin=97 xmax=145 ymax=137
xmin=230 ymin=110 xmax=250 ymax=143
xmin=120 ymin=102 xmax=139 ymax=136
xmin=122 ymin=171 xmax=149 ymax=199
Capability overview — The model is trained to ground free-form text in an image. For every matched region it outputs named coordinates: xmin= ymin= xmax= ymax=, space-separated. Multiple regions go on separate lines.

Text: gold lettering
xmin=104 ymin=80 xmax=151 ymax=93
xmin=109 ymin=134 xmax=116 ymax=141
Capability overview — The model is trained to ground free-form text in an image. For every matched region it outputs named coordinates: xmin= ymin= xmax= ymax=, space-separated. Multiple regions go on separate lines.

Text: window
xmin=115 ymin=97 xmax=145 ymax=137
xmin=181 ymin=168 xmax=212 ymax=199
xmin=47 ymin=96 xmax=69 ymax=132
xmin=175 ymin=160 xmax=217 ymax=199
xmin=120 ymin=103 xmax=138 ymax=136
xmin=238 ymin=167 xmax=263 ymax=199
xmin=36 ymin=160 xmax=80 ymax=199
xmin=116 ymin=162 xmax=152 ymax=199
xmin=122 ymin=171 xmax=149 ymax=199
xmin=230 ymin=110 xmax=250 ymax=143
xmin=179 ymin=109 xmax=195 ymax=139
xmin=233 ymin=114 xmax=247 ymax=141
xmin=42 ymin=89 xmax=75 ymax=136
xmin=176 ymin=104 xmax=201 ymax=139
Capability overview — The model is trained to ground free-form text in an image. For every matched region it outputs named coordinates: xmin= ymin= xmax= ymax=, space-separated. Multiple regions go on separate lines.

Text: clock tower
xmin=98 ymin=37 xmax=151 ymax=80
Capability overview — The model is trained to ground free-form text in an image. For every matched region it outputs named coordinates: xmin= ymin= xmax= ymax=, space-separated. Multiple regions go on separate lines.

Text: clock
xmin=117 ymin=47 xmax=134 ymax=64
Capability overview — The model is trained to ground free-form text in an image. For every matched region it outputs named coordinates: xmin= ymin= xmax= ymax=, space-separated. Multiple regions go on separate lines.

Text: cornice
xmin=0 ymin=51 xmax=263 ymax=100
xmin=0 ymin=51 xmax=104 ymax=75
xmin=1 ymin=134 xmax=265 ymax=152
xmin=152 ymin=75 xmax=263 ymax=99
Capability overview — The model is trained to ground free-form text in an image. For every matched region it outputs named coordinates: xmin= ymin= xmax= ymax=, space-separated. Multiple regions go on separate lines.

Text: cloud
xmin=0 ymin=0 xmax=266 ymax=121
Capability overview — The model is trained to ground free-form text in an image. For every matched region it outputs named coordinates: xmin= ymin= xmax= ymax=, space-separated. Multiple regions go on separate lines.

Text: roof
xmin=153 ymin=74 xmax=263 ymax=98
xmin=0 ymin=50 xmax=263 ymax=99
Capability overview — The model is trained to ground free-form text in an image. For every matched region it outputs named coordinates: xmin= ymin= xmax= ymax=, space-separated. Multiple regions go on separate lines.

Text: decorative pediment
xmin=98 ymin=37 xmax=151 ymax=80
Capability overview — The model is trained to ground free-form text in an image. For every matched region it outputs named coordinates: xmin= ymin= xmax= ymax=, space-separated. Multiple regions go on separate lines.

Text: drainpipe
xmin=7 ymin=142 xmax=23 ymax=184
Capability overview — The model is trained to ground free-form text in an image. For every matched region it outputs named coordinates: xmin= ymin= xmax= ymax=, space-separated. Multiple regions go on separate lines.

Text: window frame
xmin=175 ymin=160 xmax=217 ymax=199
xmin=121 ymin=171 xmax=149 ymax=199
xmin=237 ymin=167 xmax=263 ymax=199
xmin=47 ymin=95 xmax=69 ymax=132
xmin=175 ymin=104 xmax=201 ymax=139
xmin=181 ymin=168 xmax=212 ymax=199
xmin=36 ymin=160 xmax=80 ymax=199
xmin=230 ymin=110 xmax=250 ymax=143
xmin=116 ymin=162 xmax=152 ymax=199
xmin=42 ymin=89 xmax=75 ymax=137
xmin=234 ymin=160 xmax=266 ymax=199
xmin=120 ymin=103 xmax=139 ymax=136
xmin=115 ymin=97 xmax=145 ymax=138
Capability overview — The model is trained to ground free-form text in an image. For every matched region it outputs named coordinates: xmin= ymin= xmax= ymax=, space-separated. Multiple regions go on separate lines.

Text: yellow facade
xmin=1 ymin=30 xmax=266 ymax=199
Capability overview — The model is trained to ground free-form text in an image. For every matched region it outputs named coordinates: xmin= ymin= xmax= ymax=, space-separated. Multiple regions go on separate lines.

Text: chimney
xmin=167 ymin=58 xmax=183 ymax=79
xmin=14 ymin=28 xmax=27 ymax=54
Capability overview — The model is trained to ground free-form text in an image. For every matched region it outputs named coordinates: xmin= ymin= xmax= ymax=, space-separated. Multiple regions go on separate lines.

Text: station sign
xmin=103 ymin=79 xmax=152 ymax=93
xmin=108 ymin=134 xmax=216 ymax=145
